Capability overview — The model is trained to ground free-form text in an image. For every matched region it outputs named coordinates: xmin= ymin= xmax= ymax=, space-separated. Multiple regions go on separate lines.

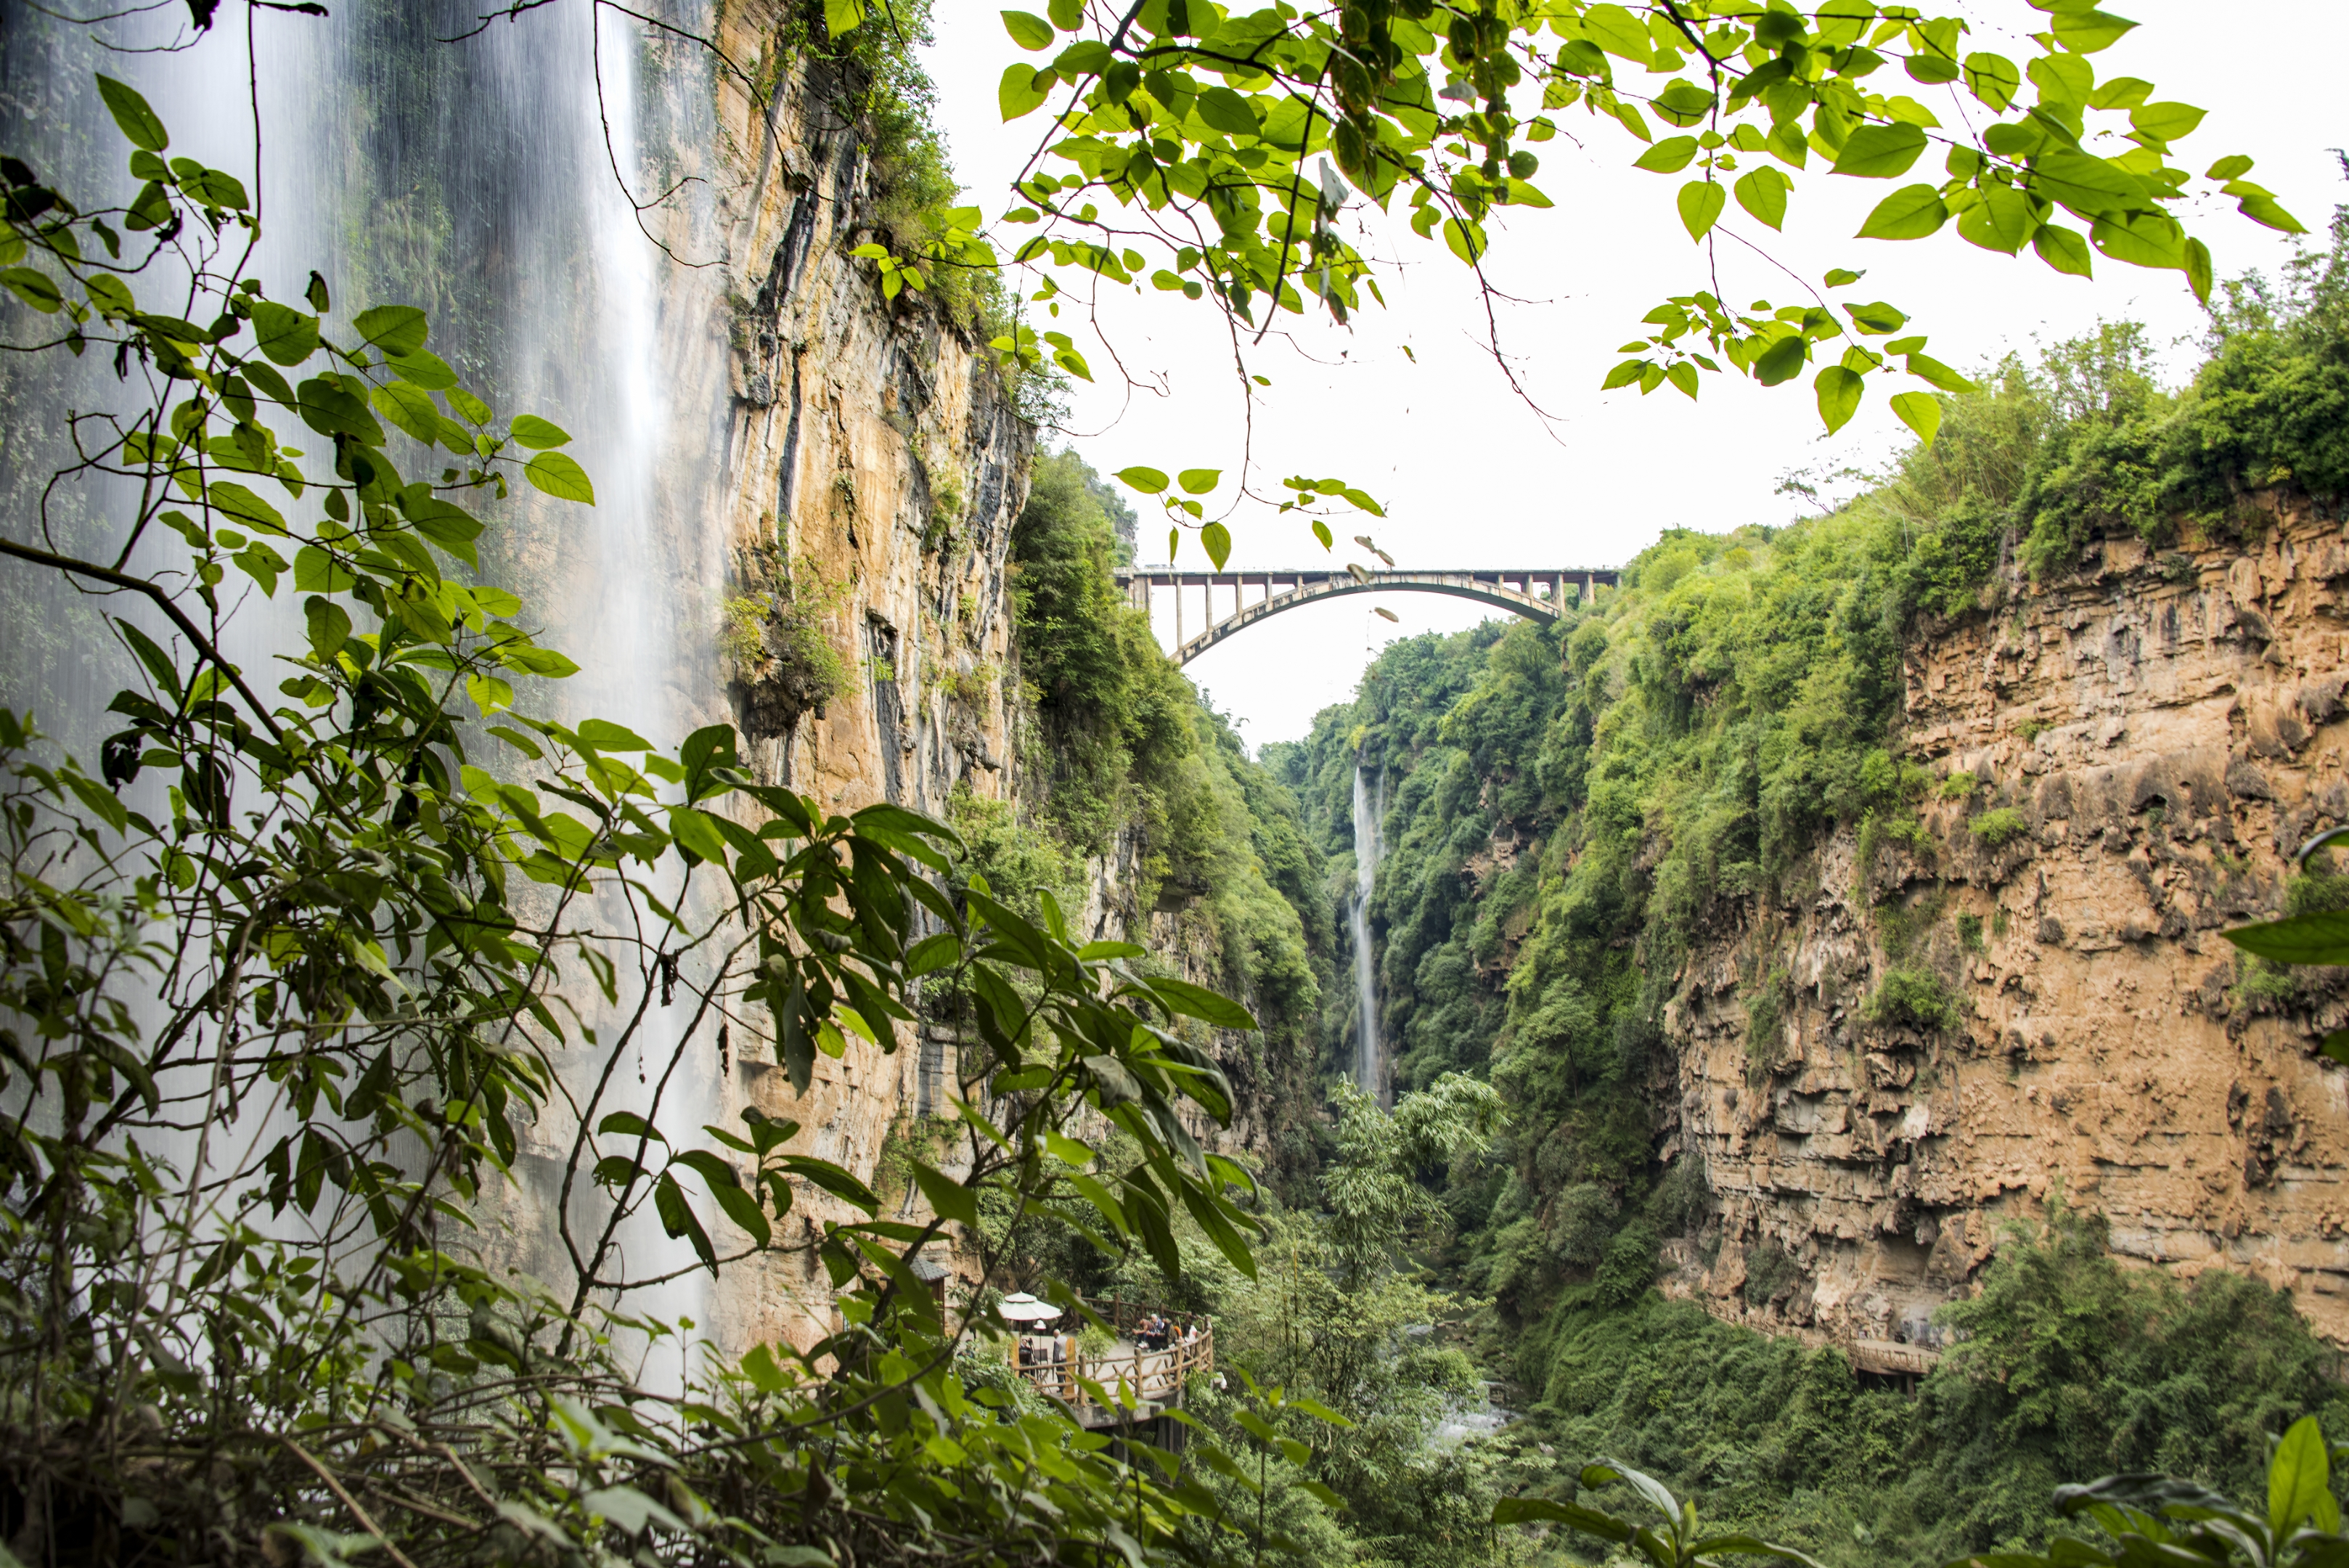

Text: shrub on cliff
xmin=1970 ymin=807 xmax=2030 ymax=848
xmin=1863 ymin=966 xmax=1963 ymax=1031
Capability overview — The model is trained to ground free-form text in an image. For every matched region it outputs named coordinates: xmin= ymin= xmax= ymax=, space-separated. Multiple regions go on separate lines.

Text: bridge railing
xmin=1008 ymin=1295 xmax=1213 ymax=1415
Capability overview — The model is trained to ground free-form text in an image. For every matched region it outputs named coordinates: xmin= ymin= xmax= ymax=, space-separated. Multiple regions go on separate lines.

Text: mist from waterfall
xmin=0 ymin=3 xmax=730 ymax=1379
xmin=1349 ymin=763 xmax=1386 ymax=1104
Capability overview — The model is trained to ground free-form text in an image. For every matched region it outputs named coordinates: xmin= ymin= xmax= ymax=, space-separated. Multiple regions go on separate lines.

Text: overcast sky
xmin=918 ymin=3 xmax=2349 ymax=746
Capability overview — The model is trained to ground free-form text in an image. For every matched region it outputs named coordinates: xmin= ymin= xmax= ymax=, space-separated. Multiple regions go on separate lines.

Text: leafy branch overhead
xmin=831 ymin=0 xmax=2295 ymax=472
xmin=0 ymin=66 xmax=1315 ymax=1568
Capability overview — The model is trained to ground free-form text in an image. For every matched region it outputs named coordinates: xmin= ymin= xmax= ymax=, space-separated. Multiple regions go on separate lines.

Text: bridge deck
xmin=1111 ymin=566 xmax=1622 ymax=665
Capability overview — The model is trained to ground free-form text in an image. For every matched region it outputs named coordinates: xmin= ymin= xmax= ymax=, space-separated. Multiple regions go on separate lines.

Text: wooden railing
xmin=1010 ymin=1297 xmax=1214 ymax=1416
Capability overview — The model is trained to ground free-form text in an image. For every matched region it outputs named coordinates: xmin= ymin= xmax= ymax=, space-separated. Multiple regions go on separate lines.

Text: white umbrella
xmin=996 ymin=1291 xmax=1063 ymax=1323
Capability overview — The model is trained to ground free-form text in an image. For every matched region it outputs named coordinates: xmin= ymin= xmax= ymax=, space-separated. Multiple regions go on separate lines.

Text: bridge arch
xmin=1112 ymin=568 xmax=1621 ymax=666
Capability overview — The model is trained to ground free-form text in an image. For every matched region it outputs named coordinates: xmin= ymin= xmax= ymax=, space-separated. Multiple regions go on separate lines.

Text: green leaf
xmin=1491 ymin=1498 xmax=1635 ymax=1540
xmin=208 ymin=480 xmax=286 ymax=535
xmin=653 ymin=1173 xmax=717 ymax=1273
xmin=910 ymin=1160 xmax=979 ymax=1227
xmin=2186 ymin=237 xmax=2213 ymax=306
xmin=1196 ymin=86 xmax=1259 ymax=138
xmin=0 ymin=268 xmax=60 ymax=313
xmin=1001 ymin=9 xmax=1054 ymax=49
xmin=1116 ymin=465 xmax=1169 ymax=494
xmin=510 ymin=414 xmax=572 ymax=449
xmin=2032 ymin=222 xmax=2095 ymax=277
xmin=2129 ymin=101 xmax=2205 ymax=142
xmin=1831 ymin=123 xmax=1928 ymax=179
xmin=578 ymin=718 xmax=653 ymax=752
xmin=385 ymin=348 xmax=457 ymax=390
xmin=1201 ymin=521 xmax=1232 ymax=570
xmin=1733 ymin=168 xmax=1788 ymax=230
xmin=525 ymin=451 xmax=596 ymax=505
xmin=1145 ymin=975 xmax=1257 ymax=1030
xmin=293 ymin=544 xmax=355 ymax=594
xmin=1631 ymin=136 xmax=1699 ymax=174
xmin=1823 ymin=268 xmax=1865 ymax=287
xmin=1961 ymin=52 xmax=2020 ymax=110
xmin=371 ymin=381 xmax=441 ymax=444
xmin=294 ymin=377 xmax=383 ymax=442
xmin=782 ymin=1154 xmax=881 ymax=1214
xmin=1904 ymin=353 xmax=1976 ymax=393
xmin=1855 ymin=184 xmax=1948 ymax=240
xmin=825 ymin=0 xmax=865 ymax=35
xmin=2033 ymin=152 xmax=2148 ymax=218
xmin=1956 ymin=183 xmax=2039 ymax=255
xmin=1581 ymin=3 xmax=1653 ymax=63
xmin=2051 ymin=7 xmax=2137 ymax=53
xmin=1753 ymin=335 xmax=1807 ymax=386
xmin=2091 ymin=211 xmax=2186 ymax=269
xmin=2272 ymin=1415 xmax=2331 ymax=1532
xmin=304 ymin=595 xmax=352 ymax=658
xmin=1677 ymin=180 xmax=1725 ymax=242
xmin=669 ymin=806 xmax=730 ymax=867
xmin=1814 ymin=365 xmax=1863 ymax=433
xmin=1177 ymin=467 xmax=1220 ymax=494
xmin=352 ymin=305 xmax=428 ymax=356
xmin=1000 ymin=63 xmax=1053 ymax=121
xmin=1890 ymin=390 xmax=1942 ymax=447
xmin=96 ymin=74 xmax=168 ymax=152
xmin=1844 ymin=300 xmax=1907 ymax=335
xmin=2206 ymin=154 xmax=2255 ymax=180
xmin=2237 ymin=192 xmax=2308 ymax=235
xmin=600 ymin=1111 xmax=666 ymax=1142
xmin=2225 ymin=912 xmax=2349 ymax=966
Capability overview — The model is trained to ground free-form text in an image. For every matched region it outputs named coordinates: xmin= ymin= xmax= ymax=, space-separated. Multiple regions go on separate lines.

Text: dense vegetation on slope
xmin=962 ymin=448 xmax=1333 ymax=1194
xmin=1258 ymin=233 xmax=2349 ymax=1564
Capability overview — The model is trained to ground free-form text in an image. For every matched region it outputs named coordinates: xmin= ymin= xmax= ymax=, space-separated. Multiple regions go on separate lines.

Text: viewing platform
xmin=1006 ymin=1295 xmax=1214 ymax=1429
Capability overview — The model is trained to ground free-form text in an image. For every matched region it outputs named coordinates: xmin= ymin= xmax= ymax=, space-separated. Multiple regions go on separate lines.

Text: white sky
xmin=918 ymin=3 xmax=2349 ymax=746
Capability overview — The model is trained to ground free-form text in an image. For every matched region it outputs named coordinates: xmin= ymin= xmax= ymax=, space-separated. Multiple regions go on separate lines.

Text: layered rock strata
xmin=1662 ymin=500 xmax=2349 ymax=1349
xmin=618 ymin=15 xmax=1033 ymax=1354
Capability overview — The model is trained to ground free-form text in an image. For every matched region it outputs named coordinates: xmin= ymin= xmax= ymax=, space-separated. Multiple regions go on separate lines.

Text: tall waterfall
xmin=0 ymin=4 xmax=731 ymax=1368
xmin=1349 ymin=764 xmax=1386 ymax=1104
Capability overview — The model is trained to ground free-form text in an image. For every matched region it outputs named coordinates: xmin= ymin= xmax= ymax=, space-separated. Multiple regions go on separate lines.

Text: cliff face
xmin=1667 ymin=500 xmax=2349 ymax=1351
xmin=615 ymin=11 xmax=1032 ymax=1352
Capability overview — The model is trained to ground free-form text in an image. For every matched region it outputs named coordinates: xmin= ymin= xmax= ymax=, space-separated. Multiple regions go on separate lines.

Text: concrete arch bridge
xmin=1112 ymin=566 xmax=1622 ymax=665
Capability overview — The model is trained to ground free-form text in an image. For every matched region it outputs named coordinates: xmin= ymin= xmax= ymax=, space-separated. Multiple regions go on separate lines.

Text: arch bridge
xmin=1113 ymin=567 xmax=1622 ymax=666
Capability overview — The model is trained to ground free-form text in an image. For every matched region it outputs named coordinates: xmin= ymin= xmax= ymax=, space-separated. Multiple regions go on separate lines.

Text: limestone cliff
xmin=631 ymin=11 xmax=1033 ymax=1352
xmin=1666 ymin=499 xmax=2349 ymax=1353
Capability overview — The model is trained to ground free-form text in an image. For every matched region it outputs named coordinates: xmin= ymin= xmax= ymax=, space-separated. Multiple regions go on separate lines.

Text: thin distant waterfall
xmin=1349 ymin=764 xmax=1387 ymax=1103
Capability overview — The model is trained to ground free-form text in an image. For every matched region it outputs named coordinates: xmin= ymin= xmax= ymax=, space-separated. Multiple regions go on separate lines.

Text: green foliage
xmin=1323 ymin=1074 xmax=1501 ymax=1288
xmin=1499 ymin=1207 xmax=2349 ymax=1566
xmin=1978 ymin=1413 xmax=2349 ymax=1568
xmin=1864 ymin=966 xmax=1962 ymax=1031
xmin=0 ymin=78 xmax=1293 ymax=1568
xmin=946 ymin=0 xmax=2280 ymax=464
xmin=1958 ymin=912 xmax=1986 ymax=954
xmin=1746 ymin=968 xmax=1791 ymax=1074
xmin=1972 ymin=806 xmax=2031 ymax=847
xmin=2014 ymin=247 xmax=2349 ymax=576
xmin=1013 ymin=448 xmax=1195 ymax=859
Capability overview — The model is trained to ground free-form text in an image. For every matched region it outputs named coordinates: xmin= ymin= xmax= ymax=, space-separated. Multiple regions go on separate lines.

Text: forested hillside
xmin=1251 ymin=221 xmax=2349 ymax=1564
xmin=968 ymin=448 xmax=1335 ymax=1196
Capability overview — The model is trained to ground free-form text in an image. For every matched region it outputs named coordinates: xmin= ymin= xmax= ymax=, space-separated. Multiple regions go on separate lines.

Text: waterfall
xmin=0 ymin=4 xmax=730 ymax=1376
xmin=1349 ymin=763 xmax=1386 ymax=1104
